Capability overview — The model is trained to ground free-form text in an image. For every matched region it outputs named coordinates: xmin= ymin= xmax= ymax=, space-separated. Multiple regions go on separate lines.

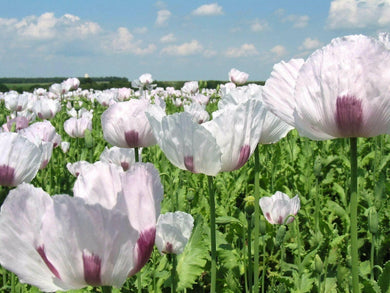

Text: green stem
xmin=350 ymin=137 xmax=359 ymax=293
xmin=261 ymin=236 xmax=266 ymax=293
xmin=253 ymin=145 xmax=260 ymax=292
xmin=10 ymin=272 xmax=15 ymax=293
xmin=370 ymin=233 xmax=376 ymax=280
xmin=135 ymin=147 xmax=140 ymax=163
xmin=169 ymin=254 xmax=177 ymax=293
xmin=247 ymin=215 xmax=252 ymax=293
xmin=138 ymin=273 xmax=142 ymax=293
xmin=207 ymin=175 xmax=217 ymax=293
xmin=295 ymin=218 xmax=302 ymax=272
xmin=101 ymin=285 xmax=112 ymax=293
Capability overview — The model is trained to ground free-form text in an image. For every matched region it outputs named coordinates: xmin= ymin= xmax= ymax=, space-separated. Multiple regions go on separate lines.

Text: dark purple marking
xmin=40 ymin=160 xmax=49 ymax=170
xmin=277 ymin=216 xmax=283 ymax=225
xmin=184 ymin=156 xmax=195 ymax=173
xmin=129 ymin=227 xmax=156 ymax=276
xmin=125 ymin=130 xmax=139 ymax=148
xmin=335 ymin=95 xmax=363 ymax=137
xmin=121 ymin=162 xmax=130 ymax=171
xmin=265 ymin=212 xmax=272 ymax=223
xmin=235 ymin=145 xmax=250 ymax=170
xmin=0 ymin=165 xmax=15 ymax=187
xmin=36 ymin=245 xmax=61 ymax=280
xmin=163 ymin=242 xmax=174 ymax=254
xmin=82 ymin=252 xmax=102 ymax=286
xmin=38 ymin=113 xmax=44 ymax=120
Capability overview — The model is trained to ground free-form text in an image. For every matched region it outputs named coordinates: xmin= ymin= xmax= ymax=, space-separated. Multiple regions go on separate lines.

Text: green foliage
xmin=0 ymin=87 xmax=390 ymax=293
xmin=176 ymin=216 xmax=209 ymax=290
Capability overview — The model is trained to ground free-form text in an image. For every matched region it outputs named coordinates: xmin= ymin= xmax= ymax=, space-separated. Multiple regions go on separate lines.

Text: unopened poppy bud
xmin=368 ymin=207 xmax=379 ymax=234
xmin=245 ymin=196 xmax=255 ymax=216
xmin=186 ymin=189 xmax=194 ymax=201
xmin=314 ymin=254 xmax=323 ymax=274
xmin=84 ymin=129 xmax=93 ymax=148
xmin=275 ymin=225 xmax=286 ymax=247
xmin=259 ymin=217 xmax=267 ymax=235
xmin=313 ymin=156 xmax=322 ymax=177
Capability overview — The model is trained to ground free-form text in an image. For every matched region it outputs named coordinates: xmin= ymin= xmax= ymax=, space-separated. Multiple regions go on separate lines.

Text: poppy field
xmin=0 ymin=34 xmax=390 ymax=293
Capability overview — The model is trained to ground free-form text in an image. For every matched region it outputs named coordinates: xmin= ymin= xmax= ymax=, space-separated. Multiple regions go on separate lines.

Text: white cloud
xmin=327 ymin=0 xmax=390 ymax=29
xmin=106 ymin=27 xmax=156 ymax=55
xmin=161 ymin=40 xmax=203 ymax=56
xmin=270 ymin=45 xmax=287 ymax=57
xmin=299 ymin=37 xmax=323 ymax=50
xmin=160 ymin=33 xmax=176 ymax=43
xmin=192 ymin=3 xmax=224 ymax=16
xmin=203 ymin=49 xmax=217 ymax=58
xmin=251 ymin=19 xmax=269 ymax=32
xmin=156 ymin=9 xmax=171 ymax=26
xmin=133 ymin=27 xmax=148 ymax=34
xmin=284 ymin=15 xmax=309 ymax=28
xmin=0 ymin=12 xmax=101 ymax=41
xmin=275 ymin=9 xmax=309 ymax=28
xmin=225 ymin=44 xmax=259 ymax=57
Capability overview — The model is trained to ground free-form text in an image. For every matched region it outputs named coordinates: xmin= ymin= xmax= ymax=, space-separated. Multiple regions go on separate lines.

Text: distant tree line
xmin=0 ymin=77 xmax=265 ymax=93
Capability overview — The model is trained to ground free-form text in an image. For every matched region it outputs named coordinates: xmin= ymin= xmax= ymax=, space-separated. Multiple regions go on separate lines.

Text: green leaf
xmin=216 ymin=216 xmax=244 ymax=226
xmin=378 ymin=261 xmax=390 ymax=293
xmin=177 ymin=216 xmax=209 ymax=290
xmin=361 ymin=277 xmax=381 ymax=293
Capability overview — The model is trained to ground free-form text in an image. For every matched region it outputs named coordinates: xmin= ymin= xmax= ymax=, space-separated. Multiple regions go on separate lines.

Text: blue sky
xmin=1 ymin=0 xmax=389 ymax=81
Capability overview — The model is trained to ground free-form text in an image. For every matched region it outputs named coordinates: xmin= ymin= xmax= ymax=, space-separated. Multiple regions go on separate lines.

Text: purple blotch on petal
xmin=163 ymin=242 xmax=174 ymax=254
xmin=335 ymin=95 xmax=363 ymax=137
xmin=235 ymin=145 xmax=250 ymax=170
xmin=184 ymin=156 xmax=195 ymax=173
xmin=121 ymin=162 xmax=130 ymax=171
xmin=36 ymin=245 xmax=61 ymax=280
xmin=277 ymin=216 xmax=284 ymax=225
xmin=0 ymin=165 xmax=15 ymax=187
xmin=83 ymin=252 xmax=102 ymax=286
xmin=129 ymin=227 xmax=156 ymax=276
xmin=124 ymin=130 xmax=139 ymax=148
xmin=265 ymin=212 xmax=272 ymax=223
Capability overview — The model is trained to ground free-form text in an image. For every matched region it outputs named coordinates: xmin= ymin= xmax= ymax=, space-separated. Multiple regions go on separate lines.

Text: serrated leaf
xmin=361 ymin=277 xmax=381 ymax=293
xmin=378 ymin=261 xmax=390 ymax=293
xmin=216 ymin=216 xmax=244 ymax=226
xmin=177 ymin=216 xmax=209 ymax=290
xmin=360 ymin=260 xmax=371 ymax=278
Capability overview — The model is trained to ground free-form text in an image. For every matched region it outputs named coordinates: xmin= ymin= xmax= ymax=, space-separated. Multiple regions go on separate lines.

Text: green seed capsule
xmin=368 ymin=207 xmax=379 ymax=234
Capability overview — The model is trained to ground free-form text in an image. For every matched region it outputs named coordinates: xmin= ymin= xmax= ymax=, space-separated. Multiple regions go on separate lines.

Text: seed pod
xmin=368 ymin=207 xmax=379 ymax=234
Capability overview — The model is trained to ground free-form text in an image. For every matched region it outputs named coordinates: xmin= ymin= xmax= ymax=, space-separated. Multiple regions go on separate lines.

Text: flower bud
xmin=313 ymin=156 xmax=322 ymax=177
xmin=314 ymin=254 xmax=323 ymax=274
xmin=244 ymin=195 xmax=255 ymax=216
xmin=84 ymin=129 xmax=93 ymax=149
xmin=368 ymin=207 xmax=379 ymax=234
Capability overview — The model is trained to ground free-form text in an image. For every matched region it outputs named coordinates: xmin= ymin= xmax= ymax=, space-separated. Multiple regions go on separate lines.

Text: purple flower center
xmin=121 ymin=162 xmax=130 ymax=171
xmin=0 ymin=165 xmax=15 ymax=187
xmin=163 ymin=242 xmax=174 ymax=254
xmin=125 ymin=130 xmax=139 ymax=148
xmin=235 ymin=145 xmax=250 ymax=170
xmin=129 ymin=227 xmax=156 ymax=276
xmin=36 ymin=245 xmax=61 ymax=280
xmin=83 ymin=251 xmax=102 ymax=286
xmin=335 ymin=95 xmax=363 ymax=137
xmin=184 ymin=156 xmax=195 ymax=172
